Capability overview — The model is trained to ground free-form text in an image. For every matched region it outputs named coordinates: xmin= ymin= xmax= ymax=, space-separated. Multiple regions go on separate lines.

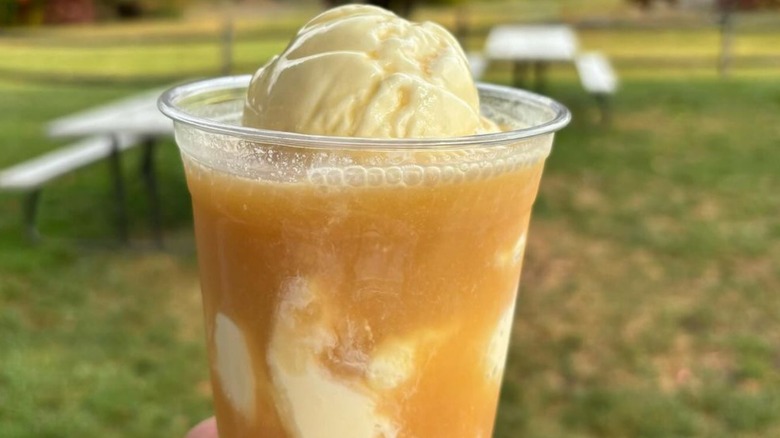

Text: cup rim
xmin=158 ymin=75 xmax=570 ymax=149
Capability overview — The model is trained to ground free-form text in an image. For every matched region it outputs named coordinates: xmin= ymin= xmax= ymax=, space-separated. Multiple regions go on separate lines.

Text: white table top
xmin=47 ymin=88 xmax=173 ymax=138
xmin=485 ymin=25 xmax=579 ymax=62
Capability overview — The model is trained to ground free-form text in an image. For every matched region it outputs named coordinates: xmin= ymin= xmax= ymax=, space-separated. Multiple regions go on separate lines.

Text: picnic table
xmin=50 ymin=89 xmax=173 ymax=245
xmin=0 ymin=88 xmax=173 ymax=244
xmin=482 ymin=24 xmax=617 ymax=123
xmin=485 ymin=24 xmax=579 ymax=90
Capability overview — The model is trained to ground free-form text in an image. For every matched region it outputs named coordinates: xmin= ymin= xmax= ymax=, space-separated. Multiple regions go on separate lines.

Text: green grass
xmin=2 ymin=4 xmax=780 ymax=438
xmin=0 ymin=40 xmax=288 ymax=81
xmin=492 ymin=77 xmax=780 ymax=438
xmin=0 ymin=247 xmax=209 ymax=437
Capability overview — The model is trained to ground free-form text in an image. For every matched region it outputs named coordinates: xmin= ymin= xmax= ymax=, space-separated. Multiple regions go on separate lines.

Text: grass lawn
xmin=2 ymin=4 xmax=780 ymax=438
xmin=496 ymin=77 xmax=780 ymax=438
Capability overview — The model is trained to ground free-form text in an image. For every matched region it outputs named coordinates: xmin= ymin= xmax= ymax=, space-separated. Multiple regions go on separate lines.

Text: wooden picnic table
xmin=484 ymin=24 xmax=579 ymax=90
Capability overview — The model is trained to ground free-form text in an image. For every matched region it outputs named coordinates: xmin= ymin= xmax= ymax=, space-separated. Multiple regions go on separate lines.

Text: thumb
xmin=186 ymin=417 xmax=218 ymax=438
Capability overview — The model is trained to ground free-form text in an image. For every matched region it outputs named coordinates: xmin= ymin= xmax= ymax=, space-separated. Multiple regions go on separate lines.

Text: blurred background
xmin=1 ymin=0 xmax=779 ymax=437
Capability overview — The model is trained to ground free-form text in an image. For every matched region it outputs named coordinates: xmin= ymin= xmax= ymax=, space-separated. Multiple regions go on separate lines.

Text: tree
xmin=626 ymin=0 xmax=679 ymax=10
xmin=323 ymin=0 xmax=463 ymax=17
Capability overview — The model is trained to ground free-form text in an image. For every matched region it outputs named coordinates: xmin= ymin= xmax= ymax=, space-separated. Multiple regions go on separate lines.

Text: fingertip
xmin=186 ymin=417 xmax=218 ymax=438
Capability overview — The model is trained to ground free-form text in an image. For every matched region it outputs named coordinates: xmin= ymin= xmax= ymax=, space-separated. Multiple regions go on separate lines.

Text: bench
xmin=576 ymin=52 xmax=618 ymax=124
xmin=0 ymin=133 xmax=140 ymax=241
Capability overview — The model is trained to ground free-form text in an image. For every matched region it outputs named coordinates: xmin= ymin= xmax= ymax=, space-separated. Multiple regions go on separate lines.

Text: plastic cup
xmin=159 ymin=75 xmax=569 ymax=438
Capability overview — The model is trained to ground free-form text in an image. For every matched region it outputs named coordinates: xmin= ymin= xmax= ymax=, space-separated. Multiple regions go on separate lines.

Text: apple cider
xmin=184 ymin=142 xmax=548 ymax=438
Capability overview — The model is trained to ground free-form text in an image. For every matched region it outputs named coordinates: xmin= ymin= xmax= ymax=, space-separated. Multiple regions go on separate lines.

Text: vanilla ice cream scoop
xmin=243 ymin=5 xmax=498 ymax=138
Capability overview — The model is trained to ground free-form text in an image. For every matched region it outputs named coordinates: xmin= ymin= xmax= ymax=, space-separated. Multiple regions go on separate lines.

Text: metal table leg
xmin=108 ymin=135 xmax=129 ymax=244
xmin=140 ymin=137 xmax=164 ymax=248
xmin=23 ymin=189 xmax=41 ymax=243
xmin=512 ymin=61 xmax=530 ymax=89
xmin=533 ymin=61 xmax=549 ymax=92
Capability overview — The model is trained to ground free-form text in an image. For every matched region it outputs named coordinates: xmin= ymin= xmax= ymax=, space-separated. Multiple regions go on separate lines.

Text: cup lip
xmin=158 ymin=75 xmax=571 ymax=149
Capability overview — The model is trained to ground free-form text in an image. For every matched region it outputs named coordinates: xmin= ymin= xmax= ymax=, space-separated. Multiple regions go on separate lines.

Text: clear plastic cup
xmin=159 ymin=75 xmax=569 ymax=438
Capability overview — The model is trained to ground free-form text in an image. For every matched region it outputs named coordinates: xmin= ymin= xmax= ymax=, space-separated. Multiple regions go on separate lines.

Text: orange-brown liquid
xmin=185 ymin=148 xmax=546 ymax=438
